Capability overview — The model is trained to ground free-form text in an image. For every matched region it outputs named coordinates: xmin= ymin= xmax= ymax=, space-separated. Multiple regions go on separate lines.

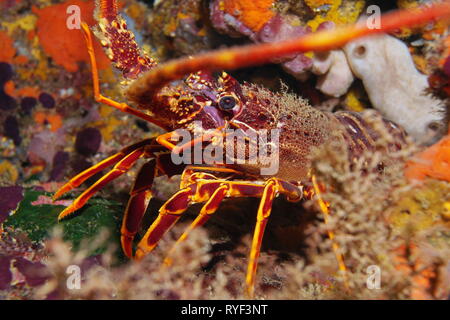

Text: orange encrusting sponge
xmin=405 ymin=130 xmax=450 ymax=182
xmin=32 ymin=0 xmax=110 ymax=73
xmin=223 ymin=0 xmax=275 ymax=32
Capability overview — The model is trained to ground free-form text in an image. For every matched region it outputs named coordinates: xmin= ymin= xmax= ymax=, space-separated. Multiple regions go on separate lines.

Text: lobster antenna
xmin=127 ymin=2 xmax=450 ymax=105
xmin=96 ymin=0 xmax=119 ymax=22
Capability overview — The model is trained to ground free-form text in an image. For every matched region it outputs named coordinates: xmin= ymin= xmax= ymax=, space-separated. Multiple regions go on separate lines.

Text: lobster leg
xmin=58 ymin=148 xmax=145 ymax=220
xmin=135 ymin=186 xmax=197 ymax=260
xmin=53 ymin=139 xmax=154 ymax=200
xmin=135 ymin=174 xmax=302 ymax=298
xmin=245 ymin=178 xmax=305 ymax=298
xmin=121 ymin=160 xmax=157 ymax=258
xmin=156 ymin=129 xmax=227 ymax=155
xmin=121 ymin=154 xmax=186 ymax=258
xmin=135 ymin=178 xmax=264 ymax=260
xmin=162 ymin=184 xmax=229 ymax=266
xmin=311 ymin=174 xmax=348 ymax=289
xmin=245 ymin=179 xmax=276 ymax=298
xmin=80 ymin=22 xmax=169 ymax=130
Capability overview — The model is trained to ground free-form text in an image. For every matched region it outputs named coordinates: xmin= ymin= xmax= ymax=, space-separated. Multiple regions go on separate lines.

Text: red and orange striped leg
xmin=135 ymin=186 xmax=197 ymax=260
xmin=160 ymin=177 xmax=302 ymax=297
xmin=80 ymin=22 xmax=169 ymax=130
xmin=311 ymin=174 xmax=348 ymax=290
xmin=121 ymin=160 xmax=157 ymax=258
xmin=135 ymin=178 xmax=256 ymax=261
xmin=134 ymin=175 xmax=303 ymax=298
xmin=121 ymin=155 xmax=186 ymax=257
xmin=245 ymin=180 xmax=276 ymax=298
xmin=179 ymin=166 xmax=242 ymax=189
xmin=163 ymin=184 xmax=229 ymax=266
xmin=58 ymin=148 xmax=145 ymax=220
xmin=53 ymin=139 xmax=154 ymax=200
xmin=156 ymin=128 xmax=227 ymax=155
xmin=245 ymin=178 xmax=303 ymax=298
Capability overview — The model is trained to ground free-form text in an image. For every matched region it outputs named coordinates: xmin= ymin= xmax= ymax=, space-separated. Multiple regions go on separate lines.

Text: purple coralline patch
xmin=0 ymin=186 xmax=24 ymax=224
xmin=0 ymin=62 xmax=17 ymax=111
xmin=28 ymin=130 xmax=66 ymax=165
xmin=155 ymin=289 xmax=181 ymax=300
xmin=4 ymin=115 xmax=21 ymax=145
xmin=443 ymin=55 xmax=450 ymax=77
xmin=209 ymin=0 xmax=248 ymax=38
xmin=49 ymin=151 xmax=69 ymax=182
xmin=256 ymin=14 xmax=313 ymax=79
xmin=13 ymin=257 xmax=49 ymax=287
xmin=21 ymin=96 xmax=37 ymax=115
xmin=75 ymin=127 xmax=102 ymax=156
xmin=38 ymin=92 xmax=55 ymax=109
xmin=79 ymin=255 xmax=103 ymax=275
xmin=0 ymin=255 xmax=12 ymax=290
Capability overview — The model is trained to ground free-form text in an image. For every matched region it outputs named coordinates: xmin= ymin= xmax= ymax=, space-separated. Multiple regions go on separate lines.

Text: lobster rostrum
xmin=53 ymin=0 xmax=450 ymax=297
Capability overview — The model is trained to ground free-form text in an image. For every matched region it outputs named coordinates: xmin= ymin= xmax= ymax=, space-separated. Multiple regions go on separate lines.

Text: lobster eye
xmin=218 ymin=95 xmax=236 ymax=110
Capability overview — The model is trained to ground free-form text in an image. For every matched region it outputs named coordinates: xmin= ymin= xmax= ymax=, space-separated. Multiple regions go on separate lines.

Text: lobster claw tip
xmin=120 ymin=235 xmax=133 ymax=259
xmin=57 ymin=206 xmax=77 ymax=221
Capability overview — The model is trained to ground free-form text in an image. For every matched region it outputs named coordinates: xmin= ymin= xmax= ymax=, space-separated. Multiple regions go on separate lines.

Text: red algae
xmin=32 ymin=0 xmax=110 ymax=72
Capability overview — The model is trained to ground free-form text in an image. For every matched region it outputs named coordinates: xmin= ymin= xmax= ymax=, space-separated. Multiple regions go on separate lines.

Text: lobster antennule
xmin=93 ymin=0 xmax=157 ymax=80
xmin=126 ymin=2 xmax=450 ymax=105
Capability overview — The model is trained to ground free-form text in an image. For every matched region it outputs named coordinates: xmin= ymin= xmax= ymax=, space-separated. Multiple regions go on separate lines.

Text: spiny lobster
xmin=53 ymin=0 xmax=450 ymax=297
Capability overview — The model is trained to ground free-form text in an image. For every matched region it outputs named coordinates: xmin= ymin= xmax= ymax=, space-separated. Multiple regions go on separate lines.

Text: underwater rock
xmin=343 ymin=34 xmax=446 ymax=143
xmin=256 ymin=14 xmax=313 ymax=80
xmin=210 ymin=0 xmax=275 ymax=37
xmin=210 ymin=1 xmax=314 ymax=80
xmin=149 ymin=0 xmax=217 ymax=58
